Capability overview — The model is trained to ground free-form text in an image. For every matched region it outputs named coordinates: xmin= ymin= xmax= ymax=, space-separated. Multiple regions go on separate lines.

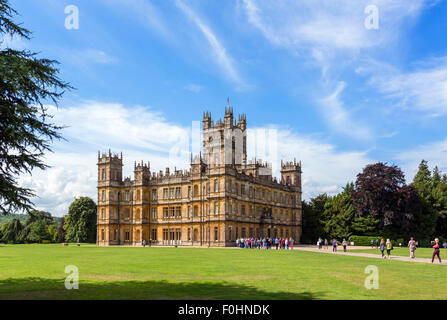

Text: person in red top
xmin=432 ymin=238 xmax=442 ymax=264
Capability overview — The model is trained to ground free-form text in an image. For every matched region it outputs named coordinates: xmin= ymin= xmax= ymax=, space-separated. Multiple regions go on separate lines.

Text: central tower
xmin=202 ymin=104 xmax=247 ymax=168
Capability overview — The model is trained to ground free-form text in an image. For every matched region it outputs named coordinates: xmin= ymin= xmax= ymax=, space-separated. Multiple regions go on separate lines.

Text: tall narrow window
xmin=214 ymin=202 xmax=219 ymax=215
xmin=101 ymin=208 xmax=105 ymax=219
xmin=101 ymin=190 xmax=105 ymax=201
xmin=214 ymin=179 xmax=219 ymax=192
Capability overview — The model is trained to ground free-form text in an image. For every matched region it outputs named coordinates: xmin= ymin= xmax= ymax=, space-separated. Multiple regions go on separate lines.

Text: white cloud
xmin=361 ymin=57 xmax=447 ymax=116
xmin=319 ymin=82 xmax=372 ymax=140
xmin=99 ymin=0 xmax=173 ymax=40
xmin=0 ymin=34 xmax=27 ymax=50
xmin=395 ymin=138 xmax=447 ymax=181
xmin=175 ymin=0 xmax=248 ymax=90
xmin=184 ymin=84 xmax=203 ymax=93
xmin=18 ymin=101 xmax=376 ymax=216
xmin=241 ymin=0 xmax=430 ymax=52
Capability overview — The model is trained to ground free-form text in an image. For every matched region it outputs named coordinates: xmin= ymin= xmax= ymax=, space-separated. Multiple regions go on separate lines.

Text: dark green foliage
xmin=301 ymin=193 xmax=329 ymax=243
xmin=411 ymin=160 xmax=447 ymax=239
xmin=18 ymin=210 xmax=58 ymax=243
xmin=64 ymin=197 xmax=97 ymax=243
xmin=0 ymin=218 xmax=22 ymax=242
xmin=57 ymin=217 xmax=66 ymax=242
xmin=0 ymin=0 xmax=72 ymax=214
xmin=321 ymin=183 xmax=355 ymax=239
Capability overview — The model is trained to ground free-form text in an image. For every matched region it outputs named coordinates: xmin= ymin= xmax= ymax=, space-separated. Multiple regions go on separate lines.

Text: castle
xmin=96 ymin=106 xmax=302 ymax=246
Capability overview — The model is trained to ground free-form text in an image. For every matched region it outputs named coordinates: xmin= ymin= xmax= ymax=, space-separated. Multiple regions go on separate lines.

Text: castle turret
xmin=97 ymin=149 xmax=123 ymax=186
xmin=281 ymin=159 xmax=302 ymax=191
xmin=134 ymin=160 xmax=150 ymax=185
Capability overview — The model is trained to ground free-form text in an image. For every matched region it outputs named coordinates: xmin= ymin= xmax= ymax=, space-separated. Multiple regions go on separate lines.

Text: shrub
xmin=349 ymin=235 xmax=382 ymax=246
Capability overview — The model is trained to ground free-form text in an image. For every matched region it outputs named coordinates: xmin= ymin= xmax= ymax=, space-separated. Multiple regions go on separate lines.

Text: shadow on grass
xmin=0 ymin=277 xmax=324 ymax=300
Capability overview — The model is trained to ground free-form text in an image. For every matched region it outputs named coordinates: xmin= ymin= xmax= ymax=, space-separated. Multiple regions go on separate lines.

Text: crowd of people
xmin=236 ymin=237 xmax=295 ymax=250
xmin=316 ymin=236 xmax=444 ymax=264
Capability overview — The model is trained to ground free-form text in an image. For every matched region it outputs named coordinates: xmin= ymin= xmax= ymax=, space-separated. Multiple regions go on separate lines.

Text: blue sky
xmin=5 ymin=0 xmax=447 ymax=216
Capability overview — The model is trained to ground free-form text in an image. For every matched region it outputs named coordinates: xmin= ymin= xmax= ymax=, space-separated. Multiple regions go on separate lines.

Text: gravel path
xmin=292 ymin=245 xmax=446 ymax=264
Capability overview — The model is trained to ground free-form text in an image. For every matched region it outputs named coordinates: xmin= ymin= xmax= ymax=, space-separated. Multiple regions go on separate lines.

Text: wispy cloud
xmin=175 ymin=0 xmax=248 ymax=90
xmin=99 ymin=0 xmax=173 ymax=41
xmin=360 ymin=57 xmax=447 ymax=116
xmin=184 ymin=83 xmax=203 ymax=93
xmin=319 ymin=82 xmax=372 ymax=140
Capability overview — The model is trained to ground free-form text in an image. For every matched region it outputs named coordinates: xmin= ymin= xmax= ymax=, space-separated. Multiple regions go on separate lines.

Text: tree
xmin=57 ymin=217 xmax=66 ymax=243
xmin=64 ymin=197 xmax=97 ymax=243
xmin=0 ymin=218 xmax=22 ymax=243
xmin=352 ymin=163 xmax=419 ymax=238
xmin=321 ymin=183 xmax=356 ymax=239
xmin=27 ymin=219 xmax=50 ymax=243
xmin=301 ymin=193 xmax=329 ymax=243
xmin=0 ymin=0 xmax=71 ymax=215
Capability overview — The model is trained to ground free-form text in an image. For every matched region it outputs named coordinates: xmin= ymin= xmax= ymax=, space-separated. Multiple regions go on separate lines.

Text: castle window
xmin=194 ymin=206 xmax=199 ymax=217
xmin=124 ymin=191 xmax=130 ymax=201
xmin=170 ymin=207 xmax=175 ymax=218
xmin=188 ymin=206 xmax=192 ymax=218
xmin=163 ymin=229 xmax=168 ymax=241
xmin=214 ymin=227 xmax=219 ymax=241
xmin=214 ymin=179 xmax=219 ymax=192
xmin=175 ymin=207 xmax=181 ymax=218
xmin=152 ymin=208 xmax=157 ymax=219
xmin=169 ymin=188 xmax=175 ymax=199
xmin=241 ymin=205 xmax=245 ymax=216
xmin=101 ymin=169 xmax=106 ymax=180
xmin=214 ymin=153 xmax=219 ymax=165
xmin=125 ymin=208 xmax=130 ymax=219
xmin=101 ymin=229 xmax=105 ymax=241
xmin=136 ymin=190 xmax=141 ymax=201
xmin=187 ymin=228 xmax=191 ymax=241
xmin=175 ymin=187 xmax=181 ymax=199
xmin=214 ymin=202 xmax=219 ymax=215
xmin=151 ymin=229 xmax=157 ymax=241
xmin=163 ymin=188 xmax=169 ymax=199
xmin=241 ymin=228 xmax=246 ymax=238
xmin=152 ymin=189 xmax=158 ymax=200
xmin=286 ymin=176 xmax=291 ymax=185
xmin=163 ymin=207 xmax=168 ymax=218
xmin=101 ymin=208 xmax=105 ymax=219
xmin=125 ymin=231 xmax=130 ymax=241
xmin=228 ymin=227 xmax=232 ymax=241
xmin=188 ymin=186 xmax=192 ymax=198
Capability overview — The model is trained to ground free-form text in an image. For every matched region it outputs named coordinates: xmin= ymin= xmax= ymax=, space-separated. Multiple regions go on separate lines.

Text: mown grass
xmin=0 ymin=244 xmax=444 ymax=300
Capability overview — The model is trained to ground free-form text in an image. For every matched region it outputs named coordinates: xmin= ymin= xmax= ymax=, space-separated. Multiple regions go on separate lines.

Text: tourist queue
xmin=236 ymin=237 xmax=295 ymax=250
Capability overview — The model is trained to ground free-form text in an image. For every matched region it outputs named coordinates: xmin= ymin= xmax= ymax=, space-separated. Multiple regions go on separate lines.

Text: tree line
xmin=0 ymin=197 xmax=97 ymax=244
xmin=301 ymin=161 xmax=447 ymax=246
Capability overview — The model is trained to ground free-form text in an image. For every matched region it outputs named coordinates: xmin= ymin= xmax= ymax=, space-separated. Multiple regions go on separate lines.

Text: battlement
xmin=98 ymin=149 xmax=123 ymax=164
xmin=202 ymin=105 xmax=247 ymax=131
xmin=281 ymin=159 xmax=301 ymax=172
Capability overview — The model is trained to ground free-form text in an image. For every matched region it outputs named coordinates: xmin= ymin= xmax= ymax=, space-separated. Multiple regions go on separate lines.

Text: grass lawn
xmin=351 ymin=247 xmax=447 ymax=260
xmin=0 ymin=244 xmax=445 ymax=300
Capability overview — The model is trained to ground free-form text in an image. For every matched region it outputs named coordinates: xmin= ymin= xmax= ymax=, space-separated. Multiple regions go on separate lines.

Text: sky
xmin=4 ymin=0 xmax=447 ymax=216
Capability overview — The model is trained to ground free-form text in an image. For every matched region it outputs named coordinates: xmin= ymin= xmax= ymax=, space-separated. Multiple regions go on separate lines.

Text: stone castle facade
xmin=96 ymin=106 xmax=302 ymax=246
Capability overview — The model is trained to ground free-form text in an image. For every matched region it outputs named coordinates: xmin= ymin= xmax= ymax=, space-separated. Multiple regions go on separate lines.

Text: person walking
xmin=432 ymin=238 xmax=442 ymax=264
xmin=275 ymin=238 xmax=279 ymax=250
xmin=380 ymin=239 xmax=385 ymax=258
xmin=142 ymin=239 xmax=146 ymax=247
xmin=386 ymin=239 xmax=393 ymax=259
xmin=290 ymin=238 xmax=294 ymax=250
xmin=332 ymin=239 xmax=337 ymax=252
xmin=318 ymin=237 xmax=322 ymax=249
xmin=371 ymin=239 xmax=374 ymax=248
xmin=324 ymin=238 xmax=329 ymax=250
xmin=342 ymin=238 xmax=347 ymax=252
xmin=285 ymin=238 xmax=289 ymax=250
xmin=375 ymin=239 xmax=379 ymax=248
xmin=408 ymin=237 xmax=416 ymax=259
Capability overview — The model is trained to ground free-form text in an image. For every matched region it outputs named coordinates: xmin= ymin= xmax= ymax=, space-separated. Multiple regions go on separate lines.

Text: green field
xmin=0 ymin=244 xmax=445 ymax=300
xmin=351 ymin=247 xmax=446 ymax=260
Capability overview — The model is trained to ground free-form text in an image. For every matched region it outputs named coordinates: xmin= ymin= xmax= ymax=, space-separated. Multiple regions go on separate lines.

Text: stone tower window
xmin=101 ymin=169 xmax=105 ymax=180
xmin=101 ymin=208 xmax=105 ymax=219
xmin=214 ymin=179 xmax=219 ymax=192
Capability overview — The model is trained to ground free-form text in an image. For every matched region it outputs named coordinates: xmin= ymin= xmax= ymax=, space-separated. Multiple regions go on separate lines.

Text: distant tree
xmin=0 ymin=0 xmax=71 ymax=215
xmin=301 ymin=193 xmax=329 ymax=243
xmin=57 ymin=217 xmax=66 ymax=243
xmin=321 ymin=183 xmax=356 ymax=239
xmin=27 ymin=219 xmax=50 ymax=243
xmin=0 ymin=218 xmax=22 ymax=243
xmin=351 ymin=215 xmax=379 ymax=236
xmin=352 ymin=163 xmax=419 ymax=238
xmin=64 ymin=197 xmax=97 ymax=243
xmin=411 ymin=161 xmax=447 ymax=239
